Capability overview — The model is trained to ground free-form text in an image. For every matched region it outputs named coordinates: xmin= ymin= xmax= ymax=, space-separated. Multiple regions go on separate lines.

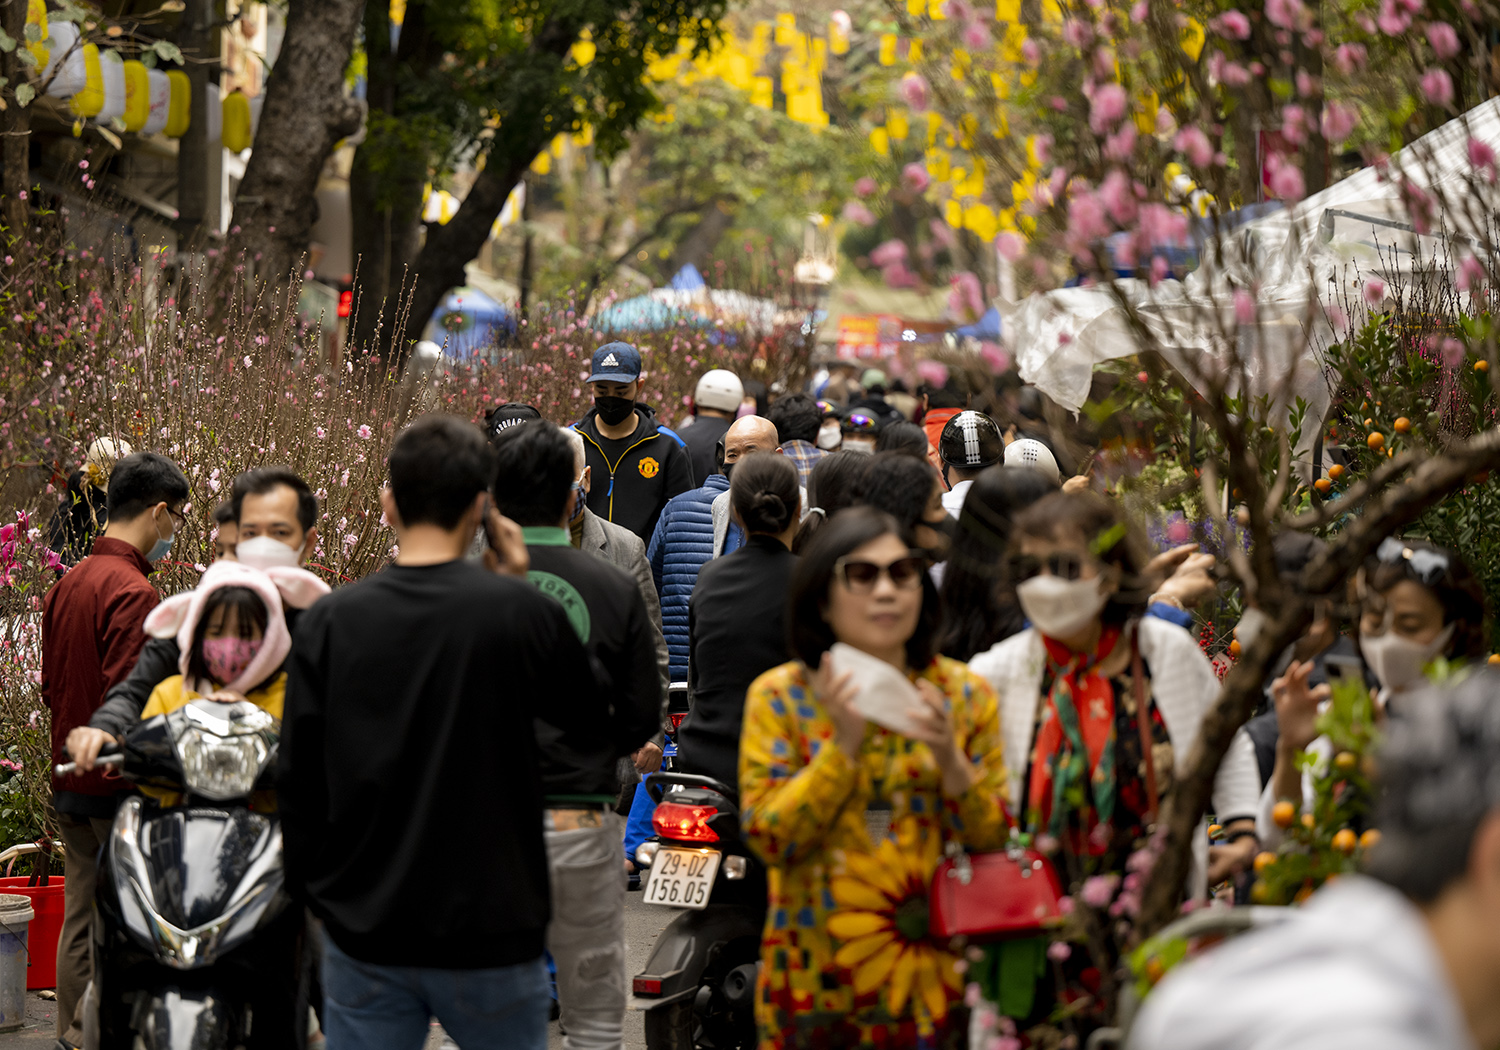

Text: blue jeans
xmin=320 ymin=930 xmax=548 ymax=1050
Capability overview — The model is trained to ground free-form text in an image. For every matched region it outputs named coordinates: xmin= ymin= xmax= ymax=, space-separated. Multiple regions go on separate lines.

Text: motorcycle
xmin=629 ymin=771 xmax=764 ymax=1050
xmin=55 ymin=698 xmax=305 ymax=1050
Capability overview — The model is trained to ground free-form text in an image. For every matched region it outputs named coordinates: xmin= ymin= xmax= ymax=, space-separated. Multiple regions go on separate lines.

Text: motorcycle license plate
xmin=643 ymin=847 xmax=720 ymax=909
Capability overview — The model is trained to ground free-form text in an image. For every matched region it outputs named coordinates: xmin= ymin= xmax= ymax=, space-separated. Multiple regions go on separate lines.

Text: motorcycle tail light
xmin=633 ymin=977 xmax=662 ymax=996
xmin=668 ymin=712 xmax=686 ymax=731
xmin=653 ymin=802 xmax=719 ymax=843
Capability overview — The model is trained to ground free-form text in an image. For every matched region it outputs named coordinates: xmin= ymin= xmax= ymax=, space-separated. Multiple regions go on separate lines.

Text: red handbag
xmin=929 ymin=842 xmax=1065 ymax=941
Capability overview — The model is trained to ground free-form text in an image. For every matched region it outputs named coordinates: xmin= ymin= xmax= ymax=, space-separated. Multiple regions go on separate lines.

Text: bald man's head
xmin=724 ymin=415 xmax=781 ymax=469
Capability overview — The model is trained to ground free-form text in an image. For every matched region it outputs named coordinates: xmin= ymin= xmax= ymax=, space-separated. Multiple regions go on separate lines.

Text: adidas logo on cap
xmin=601 ymin=352 xmax=619 ymax=368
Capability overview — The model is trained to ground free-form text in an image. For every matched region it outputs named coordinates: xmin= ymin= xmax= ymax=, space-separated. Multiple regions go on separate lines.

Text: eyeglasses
xmin=834 ymin=551 xmax=926 ymax=593
xmin=1374 ymin=537 xmax=1451 ymax=586
xmin=1008 ymin=551 xmax=1089 ymax=582
xmin=166 ymin=505 xmax=187 ymax=528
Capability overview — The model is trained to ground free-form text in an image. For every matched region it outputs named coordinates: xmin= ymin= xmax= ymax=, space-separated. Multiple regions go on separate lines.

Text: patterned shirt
xmin=780 ymin=440 xmax=826 ymax=495
xmin=740 ymin=656 xmax=1009 ymax=1049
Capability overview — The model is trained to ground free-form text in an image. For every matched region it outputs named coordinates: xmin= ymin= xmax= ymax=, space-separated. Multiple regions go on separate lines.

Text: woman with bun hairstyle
xmin=676 ymin=451 xmax=803 ymax=791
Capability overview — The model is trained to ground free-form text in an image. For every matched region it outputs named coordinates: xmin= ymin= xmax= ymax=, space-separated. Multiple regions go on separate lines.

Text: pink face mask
xmin=202 ymin=636 xmax=262 ymax=688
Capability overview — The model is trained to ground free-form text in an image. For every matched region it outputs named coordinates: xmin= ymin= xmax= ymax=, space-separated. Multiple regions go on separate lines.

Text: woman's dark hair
xmin=1366 ymin=540 xmax=1488 ymax=661
xmin=875 ymin=421 xmax=930 ymax=459
xmin=795 ymin=451 xmax=871 ymax=554
xmin=187 ymin=586 xmax=271 ymax=687
xmin=938 ymin=466 xmax=1060 ymax=661
xmin=730 ymin=452 xmax=799 ymax=535
xmin=787 ymin=506 xmax=940 ymax=670
xmin=855 ymin=452 xmax=940 ymax=534
xmin=1011 ymin=491 xmax=1153 ymax=625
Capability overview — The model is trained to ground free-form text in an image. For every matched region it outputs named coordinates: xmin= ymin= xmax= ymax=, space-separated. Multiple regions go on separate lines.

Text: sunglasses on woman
xmin=1374 ymin=537 xmax=1452 ymax=586
xmin=833 ymin=551 xmax=926 ymax=593
xmin=1007 ymin=551 xmax=1090 ymax=582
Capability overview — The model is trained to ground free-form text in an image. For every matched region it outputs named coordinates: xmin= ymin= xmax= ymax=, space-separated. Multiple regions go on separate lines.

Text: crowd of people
xmin=35 ymin=337 xmax=1500 ymax=1050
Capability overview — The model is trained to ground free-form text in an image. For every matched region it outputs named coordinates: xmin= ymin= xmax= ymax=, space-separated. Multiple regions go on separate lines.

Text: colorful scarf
xmin=1027 ymin=625 xmax=1123 ymax=842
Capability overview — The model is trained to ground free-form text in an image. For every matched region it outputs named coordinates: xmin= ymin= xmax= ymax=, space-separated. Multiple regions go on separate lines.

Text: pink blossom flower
xmin=1088 ymin=82 xmax=1128 ymax=133
xmin=900 ymin=72 xmax=930 ymax=112
xmin=944 ymin=0 xmax=973 ymax=17
xmin=949 ymin=271 xmax=986 ymax=320
xmin=841 ymin=201 xmax=876 ymax=226
xmin=915 ymin=360 xmax=950 ymax=388
xmin=881 ymin=262 xmax=919 ymax=288
xmin=1046 ymin=941 xmax=1072 ymax=962
xmin=1063 ymin=18 xmax=1093 ymax=47
xmin=1458 ymin=254 xmax=1487 ymax=292
xmin=1363 ymin=277 xmax=1387 ymax=305
xmin=1470 ymin=137 xmax=1497 ymax=184
xmin=1427 ymin=21 xmax=1461 ymax=59
xmin=1377 ymin=0 xmax=1411 ymax=34
xmin=1234 ymin=288 xmax=1256 ymax=325
xmin=1175 ymin=126 xmax=1214 ymax=166
xmin=902 ymin=162 xmax=931 ymax=193
xmin=1296 ymin=69 xmax=1319 ymax=97
xmin=315 ymin=426 xmax=327 ymax=439
xmin=1130 ymin=0 xmax=1146 ymax=21
xmin=870 ymin=240 xmax=908 ymax=268
xmin=1321 ymin=102 xmax=1358 ymax=144
xmin=1442 ymin=337 xmax=1467 ymax=366
xmin=1080 ymin=873 xmax=1120 ymax=908
xmin=1282 ymin=104 xmax=1308 ymax=146
xmin=854 ymin=176 xmax=878 ymax=198
xmin=979 ymin=341 xmax=1010 ymax=372
xmin=1032 ymin=134 xmax=1053 ymax=166
xmin=995 ymin=231 xmax=1025 ymax=262
xmin=1099 ymin=170 xmax=1137 ymax=224
xmin=1266 ymin=0 xmax=1305 ymax=29
xmin=962 ymin=21 xmax=991 ymax=47
xmin=1333 ymin=43 xmax=1367 ymax=74
xmin=1422 ymin=68 xmax=1455 ymax=106
xmin=1104 ymin=124 xmax=1137 ymax=161
xmin=1021 ymin=38 xmax=1041 ymax=63
xmin=1268 ymin=159 xmax=1305 ymax=201
xmin=1057 ymin=894 xmax=1075 ymax=915
xmin=357 ymin=424 xmax=373 ymax=440
xmin=1214 ymin=10 xmax=1252 ymax=38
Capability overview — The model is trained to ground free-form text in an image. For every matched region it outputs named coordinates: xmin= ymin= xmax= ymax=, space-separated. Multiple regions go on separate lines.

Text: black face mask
xmin=594 ymin=395 xmax=635 ymax=427
xmin=721 ymin=460 xmax=735 ymax=481
xmin=919 ymin=513 xmax=957 ymax=562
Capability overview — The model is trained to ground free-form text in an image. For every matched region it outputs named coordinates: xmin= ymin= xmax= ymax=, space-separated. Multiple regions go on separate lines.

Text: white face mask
xmin=236 ymin=533 xmax=303 ymax=571
xmin=1017 ymin=574 xmax=1110 ymax=641
xmin=843 ymin=437 xmax=876 ymax=455
xmin=816 ymin=424 xmax=842 ymax=451
xmin=1236 ymin=608 xmax=1268 ymax=651
xmin=1359 ymin=622 xmax=1454 ymax=694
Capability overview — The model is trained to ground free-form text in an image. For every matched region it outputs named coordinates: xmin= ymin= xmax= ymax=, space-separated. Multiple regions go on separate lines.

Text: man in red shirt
xmin=43 ymin=451 xmax=188 ymax=1049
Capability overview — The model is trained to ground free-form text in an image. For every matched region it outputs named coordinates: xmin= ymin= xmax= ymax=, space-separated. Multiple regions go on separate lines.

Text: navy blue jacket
xmin=647 ymin=475 xmax=729 ymax=682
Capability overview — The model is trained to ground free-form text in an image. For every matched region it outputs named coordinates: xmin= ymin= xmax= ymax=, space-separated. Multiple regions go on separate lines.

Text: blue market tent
xmin=669 ymin=264 xmax=707 ymax=291
xmin=424 ymin=287 xmax=517 ymax=359
xmin=953 ymin=306 xmax=1002 ymax=341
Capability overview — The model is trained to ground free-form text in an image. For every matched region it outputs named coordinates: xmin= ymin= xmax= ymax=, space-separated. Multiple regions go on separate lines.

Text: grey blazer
xmin=579 ymin=507 xmax=670 ymax=709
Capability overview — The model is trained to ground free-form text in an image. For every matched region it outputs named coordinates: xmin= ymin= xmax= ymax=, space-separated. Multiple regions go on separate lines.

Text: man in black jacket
xmin=70 ymin=466 xmax=321 ymax=763
xmin=491 ymin=420 xmax=661 ymax=1049
xmin=279 ymin=415 xmax=599 ymax=1050
xmin=573 ymin=341 xmax=693 ymax=542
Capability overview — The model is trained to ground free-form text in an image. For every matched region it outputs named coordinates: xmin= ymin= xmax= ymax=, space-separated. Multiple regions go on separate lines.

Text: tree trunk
xmin=227 ymin=0 xmax=366 ymax=283
xmin=348 ymin=0 xmax=431 ymax=353
xmin=668 ymin=203 xmax=736 ymax=276
xmin=0 ymin=0 xmax=29 ymax=233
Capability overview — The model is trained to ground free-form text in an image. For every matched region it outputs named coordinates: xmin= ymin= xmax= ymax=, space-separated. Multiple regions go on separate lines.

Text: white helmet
xmin=695 ymin=369 xmax=744 ymax=413
xmin=1004 ymin=438 xmax=1061 ymax=483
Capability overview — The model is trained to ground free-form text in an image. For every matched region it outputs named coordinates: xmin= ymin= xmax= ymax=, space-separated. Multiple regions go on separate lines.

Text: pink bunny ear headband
xmin=143 ymin=561 xmax=331 ymax=694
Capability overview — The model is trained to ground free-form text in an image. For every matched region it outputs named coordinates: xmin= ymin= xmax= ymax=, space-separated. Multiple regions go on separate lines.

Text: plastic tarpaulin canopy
xmin=424 ymin=287 xmax=516 ymax=359
xmin=953 ymin=306 xmax=1002 ymax=340
xmin=1006 ymin=95 xmax=1500 ymax=434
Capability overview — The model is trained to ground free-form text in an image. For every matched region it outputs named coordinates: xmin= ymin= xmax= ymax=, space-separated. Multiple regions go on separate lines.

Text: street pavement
xmin=0 ymin=889 xmax=680 ymax=1050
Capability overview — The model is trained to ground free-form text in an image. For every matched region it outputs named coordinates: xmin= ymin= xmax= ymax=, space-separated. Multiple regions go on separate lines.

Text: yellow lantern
xmin=750 ymin=76 xmax=773 ymax=109
xmin=878 ymin=33 xmax=897 ymax=66
xmin=121 ymin=60 xmax=151 ymax=131
xmin=222 ymin=90 xmax=252 ymax=151
xmin=25 ymin=0 xmax=48 ymax=68
xmin=163 ymin=70 xmax=191 ymax=137
xmin=68 ymin=44 xmax=104 ymax=117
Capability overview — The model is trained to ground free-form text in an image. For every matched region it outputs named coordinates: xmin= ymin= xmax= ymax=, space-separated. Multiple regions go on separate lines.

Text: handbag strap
xmin=1132 ymin=626 xmax=1159 ymax=824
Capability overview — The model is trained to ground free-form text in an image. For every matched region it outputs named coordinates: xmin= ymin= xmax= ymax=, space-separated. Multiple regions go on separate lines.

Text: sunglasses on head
xmin=843 ymin=413 xmax=878 ymax=434
xmin=1374 ymin=537 xmax=1452 ymax=586
xmin=1008 ymin=551 xmax=1089 ymax=582
xmin=834 ymin=551 xmax=926 ymax=593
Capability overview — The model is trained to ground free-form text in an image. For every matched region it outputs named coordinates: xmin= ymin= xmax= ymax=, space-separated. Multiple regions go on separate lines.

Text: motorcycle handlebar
xmin=55 ymin=741 xmax=123 ymax=778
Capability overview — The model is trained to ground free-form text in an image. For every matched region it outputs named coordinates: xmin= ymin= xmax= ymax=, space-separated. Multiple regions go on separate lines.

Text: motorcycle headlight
xmin=176 ymin=731 xmax=268 ymax=801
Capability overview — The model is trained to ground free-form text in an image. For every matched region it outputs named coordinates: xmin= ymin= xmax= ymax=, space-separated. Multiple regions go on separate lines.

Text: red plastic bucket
xmin=0 ymin=878 xmax=63 ymax=989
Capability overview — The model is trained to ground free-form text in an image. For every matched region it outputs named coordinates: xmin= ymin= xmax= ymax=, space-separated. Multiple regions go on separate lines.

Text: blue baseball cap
xmin=587 ymin=342 xmax=642 ymax=384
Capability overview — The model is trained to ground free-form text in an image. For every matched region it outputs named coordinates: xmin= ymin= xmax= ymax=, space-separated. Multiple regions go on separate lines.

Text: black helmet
xmin=938 ymin=410 xmax=1003 ymax=469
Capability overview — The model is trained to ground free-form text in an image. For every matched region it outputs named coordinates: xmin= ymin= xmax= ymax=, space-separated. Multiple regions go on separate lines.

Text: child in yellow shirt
xmin=137 ymin=559 xmax=329 ymax=804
